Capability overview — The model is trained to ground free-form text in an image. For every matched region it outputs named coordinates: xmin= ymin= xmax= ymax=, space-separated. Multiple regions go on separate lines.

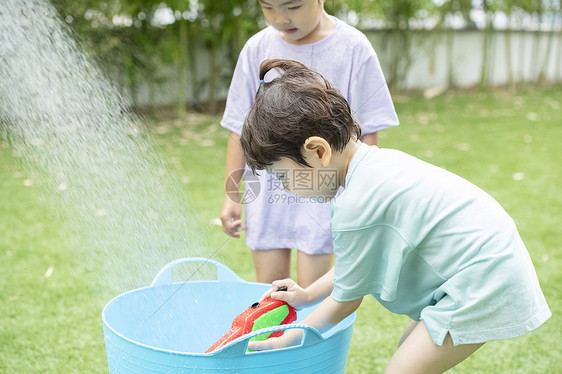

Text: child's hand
xmin=247 ymin=327 xmax=303 ymax=351
xmin=219 ymin=198 xmax=245 ymax=238
xmin=260 ymin=279 xmax=312 ymax=310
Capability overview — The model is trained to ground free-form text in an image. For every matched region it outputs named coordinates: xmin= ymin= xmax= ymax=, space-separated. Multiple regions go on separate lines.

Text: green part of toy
xmin=249 ymin=305 xmax=290 ymax=342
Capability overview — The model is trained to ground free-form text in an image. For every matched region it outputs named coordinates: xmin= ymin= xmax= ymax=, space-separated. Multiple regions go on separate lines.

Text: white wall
xmin=365 ymin=29 xmax=562 ymax=91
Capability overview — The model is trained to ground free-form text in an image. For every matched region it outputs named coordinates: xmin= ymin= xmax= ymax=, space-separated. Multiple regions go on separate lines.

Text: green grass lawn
xmin=1 ymin=87 xmax=560 ymax=373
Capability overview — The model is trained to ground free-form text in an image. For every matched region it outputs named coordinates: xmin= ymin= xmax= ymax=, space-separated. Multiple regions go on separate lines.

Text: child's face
xmin=259 ymin=0 xmax=326 ymax=44
xmin=267 ymin=157 xmax=340 ymax=200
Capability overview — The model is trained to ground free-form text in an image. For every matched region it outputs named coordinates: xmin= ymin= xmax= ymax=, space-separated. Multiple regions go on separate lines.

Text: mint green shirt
xmin=330 ymin=144 xmax=550 ymax=346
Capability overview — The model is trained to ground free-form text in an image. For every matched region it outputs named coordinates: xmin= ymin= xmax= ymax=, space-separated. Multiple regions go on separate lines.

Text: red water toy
xmin=206 ymin=287 xmax=296 ymax=353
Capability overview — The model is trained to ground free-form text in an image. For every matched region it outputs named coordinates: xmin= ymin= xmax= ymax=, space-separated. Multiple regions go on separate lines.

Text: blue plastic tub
xmin=102 ymin=258 xmax=356 ymax=373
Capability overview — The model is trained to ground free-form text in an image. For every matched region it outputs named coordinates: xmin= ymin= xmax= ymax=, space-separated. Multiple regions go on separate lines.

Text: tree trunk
xmin=538 ymin=29 xmax=555 ymax=84
xmin=505 ymin=26 xmax=515 ymax=91
xmin=208 ymin=41 xmax=218 ymax=113
xmin=557 ymin=31 xmax=562 ymax=82
xmin=389 ymin=28 xmax=411 ymax=91
xmin=532 ymin=31 xmax=542 ymax=83
xmin=479 ymin=11 xmax=494 ymax=89
xmin=559 ymin=12 xmax=562 ymax=82
xmin=532 ymin=9 xmax=543 ymax=83
xmin=127 ymin=53 xmax=138 ymax=109
xmin=518 ymin=30 xmax=527 ymax=84
xmin=187 ymin=22 xmax=200 ymax=108
xmin=446 ymin=29 xmax=456 ymax=89
xmin=177 ymin=18 xmax=188 ymax=117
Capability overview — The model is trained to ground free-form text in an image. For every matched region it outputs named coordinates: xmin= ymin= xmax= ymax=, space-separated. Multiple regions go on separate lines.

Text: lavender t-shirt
xmin=221 ymin=18 xmax=399 ymax=253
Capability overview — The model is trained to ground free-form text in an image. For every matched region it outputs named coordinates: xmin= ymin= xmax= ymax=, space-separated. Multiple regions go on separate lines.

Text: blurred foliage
xmin=49 ymin=0 xmax=561 ymax=113
xmin=50 ymin=0 xmax=263 ymax=112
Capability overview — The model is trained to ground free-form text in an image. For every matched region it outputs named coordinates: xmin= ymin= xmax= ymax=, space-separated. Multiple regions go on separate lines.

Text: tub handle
xmin=150 ymin=257 xmax=244 ymax=286
xmin=212 ymin=324 xmax=324 ymax=358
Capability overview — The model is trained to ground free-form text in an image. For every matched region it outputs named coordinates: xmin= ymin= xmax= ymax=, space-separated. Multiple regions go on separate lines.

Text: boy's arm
xmin=219 ymin=132 xmax=246 ymax=237
xmin=262 ymin=267 xmax=335 ymax=308
xmin=304 ymin=295 xmax=362 ymax=334
xmin=250 ymin=267 xmax=362 ymax=351
xmin=248 ymin=295 xmax=362 ymax=351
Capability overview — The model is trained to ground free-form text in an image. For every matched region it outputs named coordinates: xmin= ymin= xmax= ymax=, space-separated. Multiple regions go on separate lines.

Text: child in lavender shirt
xmin=219 ymin=0 xmax=398 ymax=287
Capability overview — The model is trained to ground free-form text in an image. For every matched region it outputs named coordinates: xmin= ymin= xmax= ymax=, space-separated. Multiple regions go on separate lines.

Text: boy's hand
xmin=251 ymin=274 xmax=363 ymax=353
xmin=260 ymin=279 xmax=311 ymax=310
xmin=247 ymin=327 xmax=303 ymax=351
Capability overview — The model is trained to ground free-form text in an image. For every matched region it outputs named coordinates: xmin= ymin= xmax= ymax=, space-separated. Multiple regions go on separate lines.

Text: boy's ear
xmin=303 ymin=136 xmax=332 ymax=167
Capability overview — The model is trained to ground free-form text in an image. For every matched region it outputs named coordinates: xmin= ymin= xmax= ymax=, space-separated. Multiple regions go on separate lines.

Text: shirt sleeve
xmin=349 ymin=54 xmax=399 ymax=135
xmin=331 ymin=224 xmax=412 ymax=303
xmin=220 ymin=45 xmax=259 ymax=135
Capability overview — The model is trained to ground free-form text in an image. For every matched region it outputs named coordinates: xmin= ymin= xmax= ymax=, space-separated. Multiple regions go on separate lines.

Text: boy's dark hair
xmin=240 ymin=59 xmax=361 ymax=172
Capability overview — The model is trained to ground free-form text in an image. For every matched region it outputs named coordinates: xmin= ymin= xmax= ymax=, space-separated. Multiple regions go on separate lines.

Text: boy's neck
xmin=333 ymin=139 xmax=362 ymax=188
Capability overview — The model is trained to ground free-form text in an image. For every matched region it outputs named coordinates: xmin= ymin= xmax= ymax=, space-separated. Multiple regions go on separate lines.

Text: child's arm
xmin=248 ymin=294 xmax=362 ymax=351
xmin=260 ymin=267 xmax=335 ymax=309
xmin=219 ymin=132 xmax=245 ymax=237
xmin=250 ymin=268 xmax=362 ymax=351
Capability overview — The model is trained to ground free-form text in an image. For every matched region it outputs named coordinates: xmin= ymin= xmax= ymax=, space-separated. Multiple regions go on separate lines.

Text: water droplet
xmin=1 ymin=0 xmax=214 ymax=301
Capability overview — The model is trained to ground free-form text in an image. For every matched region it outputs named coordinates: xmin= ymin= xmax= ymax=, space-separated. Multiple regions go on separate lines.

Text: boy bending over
xmin=240 ymin=59 xmax=550 ymax=373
